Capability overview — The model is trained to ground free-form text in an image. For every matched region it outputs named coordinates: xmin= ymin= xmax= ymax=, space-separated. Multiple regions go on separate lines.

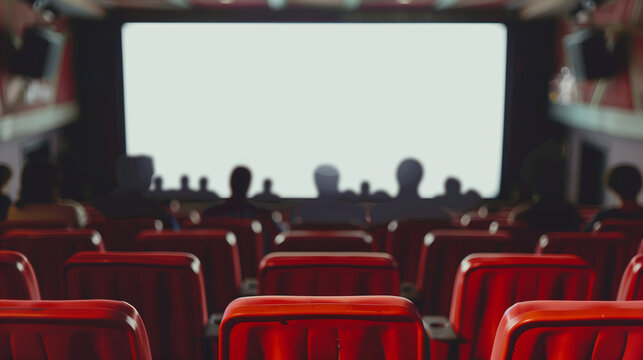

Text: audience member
xmin=370 ymin=158 xmax=450 ymax=225
xmin=509 ymin=141 xmax=581 ymax=232
xmin=290 ymin=164 xmax=367 ymax=225
xmin=7 ymin=158 xmax=87 ymax=226
xmin=587 ymin=164 xmax=643 ymax=229
xmin=93 ymin=155 xmax=178 ymax=229
xmin=252 ymin=178 xmax=280 ymax=202
xmin=197 ymin=176 xmax=220 ymax=202
xmin=202 ymin=166 xmax=281 ymax=251
xmin=0 ymin=164 xmax=12 ymax=221
xmin=433 ymin=177 xmax=482 ymax=213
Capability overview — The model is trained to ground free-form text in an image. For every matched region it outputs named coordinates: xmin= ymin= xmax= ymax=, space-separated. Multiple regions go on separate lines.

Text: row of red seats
xmin=1 ymin=248 xmax=642 ymax=359
xmin=1 ymin=219 xmax=642 ymax=311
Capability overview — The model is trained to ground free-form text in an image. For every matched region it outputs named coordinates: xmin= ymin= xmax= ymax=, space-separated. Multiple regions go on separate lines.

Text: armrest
xmin=240 ymin=278 xmax=258 ymax=296
xmin=204 ymin=313 xmax=223 ymax=338
xmin=422 ymin=315 xmax=457 ymax=342
xmin=400 ymin=282 xmax=418 ymax=301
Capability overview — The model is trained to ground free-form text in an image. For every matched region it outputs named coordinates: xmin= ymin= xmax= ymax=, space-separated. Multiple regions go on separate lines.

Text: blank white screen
xmin=123 ymin=22 xmax=506 ymax=198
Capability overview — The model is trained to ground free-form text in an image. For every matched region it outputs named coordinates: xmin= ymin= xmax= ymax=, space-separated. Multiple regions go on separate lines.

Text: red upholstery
xmin=0 ymin=220 xmax=71 ymax=235
xmin=617 ymin=254 xmax=643 ymax=300
xmin=136 ymin=229 xmax=242 ymax=313
xmin=385 ymin=220 xmax=455 ymax=283
xmin=88 ymin=218 xmax=163 ymax=251
xmin=219 ymin=296 xmax=427 ymax=360
xmin=273 ymin=230 xmax=375 ymax=253
xmin=0 ymin=229 xmax=104 ymax=299
xmin=594 ymin=218 xmax=643 ymax=254
xmin=0 ymin=251 xmax=40 ymax=300
xmin=535 ymin=231 xmax=630 ymax=299
xmin=194 ymin=217 xmax=264 ymax=279
xmin=490 ymin=300 xmax=643 ymax=360
xmin=488 ymin=220 xmax=535 ymax=252
xmin=64 ymin=252 xmax=209 ymax=360
xmin=416 ymin=229 xmax=513 ymax=316
xmin=0 ymin=299 xmax=152 ymax=360
xmin=443 ymin=254 xmax=593 ymax=360
xmin=258 ymin=252 xmax=399 ymax=295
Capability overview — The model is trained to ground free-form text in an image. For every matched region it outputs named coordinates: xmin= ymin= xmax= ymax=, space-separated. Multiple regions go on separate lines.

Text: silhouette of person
xmin=369 ymin=158 xmax=450 ymax=225
xmin=93 ymin=155 xmax=178 ymax=229
xmin=290 ymin=164 xmax=366 ymax=226
xmin=180 ymin=175 xmax=189 ymax=192
xmin=202 ymin=166 xmax=281 ymax=251
xmin=587 ymin=164 xmax=643 ymax=229
xmin=197 ymin=176 xmax=219 ymax=202
xmin=252 ymin=178 xmax=280 ymax=202
xmin=7 ymin=158 xmax=87 ymax=226
xmin=0 ymin=164 xmax=13 ymax=221
xmin=358 ymin=181 xmax=371 ymax=202
xmin=433 ymin=177 xmax=482 ymax=212
xmin=509 ymin=141 xmax=581 ymax=232
xmin=152 ymin=176 xmax=163 ymax=192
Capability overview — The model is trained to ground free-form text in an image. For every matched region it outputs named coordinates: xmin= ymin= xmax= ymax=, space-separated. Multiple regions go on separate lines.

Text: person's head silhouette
xmin=263 ymin=179 xmax=272 ymax=193
xmin=115 ymin=155 xmax=154 ymax=192
xmin=16 ymin=158 xmax=60 ymax=206
xmin=607 ymin=165 xmax=642 ymax=201
xmin=180 ymin=175 xmax=189 ymax=191
xmin=445 ymin=177 xmax=461 ymax=196
xmin=230 ymin=166 xmax=251 ymax=199
xmin=396 ymin=158 xmax=423 ymax=198
xmin=153 ymin=176 xmax=163 ymax=191
xmin=360 ymin=181 xmax=370 ymax=197
xmin=199 ymin=177 xmax=208 ymax=191
xmin=314 ymin=164 xmax=340 ymax=197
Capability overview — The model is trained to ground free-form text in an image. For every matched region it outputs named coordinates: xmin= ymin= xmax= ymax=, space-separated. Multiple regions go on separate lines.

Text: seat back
xmin=536 ymin=231 xmax=630 ymax=299
xmin=0 ymin=299 xmax=152 ymax=360
xmin=490 ymin=300 xmax=643 ymax=360
xmin=258 ymin=252 xmax=399 ymax=295
xmin=0 ymin=251 xmax=40 ymax=299
xmin=385 ymin=220 xmax=455 ymax=283
xmin=64 ymin=252 xmax=208 ymax=360
xmin=594 ymin=218 xmax=643 ymax=254
xmin=219 ymin=295 xmax=427 ymax=360
xmin=194 ymin=217 xmax=264 ymax=278
xmin=136 ymin=229 xmax=242 ymax=313
xmin=450 ymin=254 xmax=594 ymax=360
xmin=88 ymin=218 xmax=163 ymax=251
xmin=0 ymin=220 xmax=71 ymax=235
xmin=273 ymin=230 xmax=375 ymax=253
xmin=617 ymin=254 xmax=643 ymax=300
xmin=0 ymin=229 xmax=104 ymax=299
xmin=416 ymin=229 xmax=513 ymax=316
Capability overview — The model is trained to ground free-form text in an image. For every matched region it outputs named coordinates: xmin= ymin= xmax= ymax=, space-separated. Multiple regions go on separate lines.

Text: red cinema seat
xmin=193 ymin=217 xmax=264 ymax=279
xmin=536 ymin=231 xmax=630 ymax=299
xmin=0 ymin=229 xmax=104 ymax=299
xmin=64 ymin=252 xmax=212 ymax=360
xmin=258 ymin=252 xmax=399 ymax=296
xmin=0 ymin=251 xmax=40 ymax=300
xmin=0 ymin=220 xmax=71 ymax=235
xmin=594 ymin=218 xmax=643 ymax=254
xmin=219 ymin=296 xmax=428 ymax=360
xmin=490 ymin=300 xmax=643 ymax=360
xmin=88 ymin=218 xmax=163 ymax=251
xmin=426 ymin=254 xmax=593 ymax=360
xmin=0 ymin=299 xmax=152 ymax=360
xmin=384 ymin=220 xmax=455 ymax=284
xmin=136 ymin=229 xmax=242 ymax=313
xmin=617 ymin=254 xmax=643 ymax=300
xmin=273 ymin=230 xmax=375 ymax=252
xmin=415 ymin=229 xmax=513 ymax=316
